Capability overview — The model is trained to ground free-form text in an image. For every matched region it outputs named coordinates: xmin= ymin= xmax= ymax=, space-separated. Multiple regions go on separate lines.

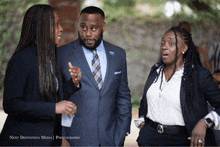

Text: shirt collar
xmin=96 ymin=40 xmax=104 ymax=52
xmin=156 ymin=65 xmax=184 ymax=78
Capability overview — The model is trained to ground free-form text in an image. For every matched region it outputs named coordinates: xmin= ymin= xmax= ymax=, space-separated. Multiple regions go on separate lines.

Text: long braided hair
xmin=4 ymin=4 xmax=62 ymax=101
xmin=156 ymin=26 xmax=202 ymax=110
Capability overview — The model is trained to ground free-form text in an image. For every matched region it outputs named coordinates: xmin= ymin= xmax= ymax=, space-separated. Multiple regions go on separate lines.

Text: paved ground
xmin=124 ymin=109 xmax=139 ymax=146
xmin=0 ymin=108 xmax=139 ymax=146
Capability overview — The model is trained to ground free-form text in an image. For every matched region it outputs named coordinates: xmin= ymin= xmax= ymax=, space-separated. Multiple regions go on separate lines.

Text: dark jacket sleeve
xmin=62 ymin=78 xmax=81 ymax=100
xmin=3 ymin=51 xmax=56 ymax=120
xmin=199 ymin=67 xmax=220 ymax=115
xmin=139 ymin=84 xmax=148 ymax=118
xmin=113 ymin=50 xmax=132 ymax=146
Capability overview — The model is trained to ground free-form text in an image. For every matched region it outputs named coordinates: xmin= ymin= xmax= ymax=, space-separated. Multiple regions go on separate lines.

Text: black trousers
xmin=137 ymin=122 xmax=190 ymax=146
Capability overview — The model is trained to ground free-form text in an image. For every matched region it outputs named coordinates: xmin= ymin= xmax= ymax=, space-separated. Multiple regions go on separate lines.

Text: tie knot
xmin=92 ymin=50 xmax=99 ymax=59
xmin=92 ymin=50 xmax=97 ymax=54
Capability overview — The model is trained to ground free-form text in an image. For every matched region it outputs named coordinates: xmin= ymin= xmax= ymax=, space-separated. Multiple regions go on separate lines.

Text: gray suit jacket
xmin=58 ymin=39 xmax=132 ymax=146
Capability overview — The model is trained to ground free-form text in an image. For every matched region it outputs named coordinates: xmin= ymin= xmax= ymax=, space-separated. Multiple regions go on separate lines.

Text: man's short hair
xmin=80 ymin=6 xmax=105 ymax=19
xmin=178 ymin=21 xmax=190 ymax=27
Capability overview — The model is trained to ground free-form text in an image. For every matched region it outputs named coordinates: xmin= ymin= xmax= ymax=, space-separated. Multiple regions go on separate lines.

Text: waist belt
xmin=146 ymin=118 xmax=186 ymax=134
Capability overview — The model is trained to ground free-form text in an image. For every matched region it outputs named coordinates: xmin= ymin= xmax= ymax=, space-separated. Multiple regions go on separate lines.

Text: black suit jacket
xmin=0 ymin=44 xmax=79 ymax=146
xmin=139 ymin=63 xmax=220 ymax=145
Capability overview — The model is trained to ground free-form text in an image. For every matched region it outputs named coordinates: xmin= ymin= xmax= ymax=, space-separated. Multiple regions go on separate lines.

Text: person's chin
xmin=85 ymin=44 xmax=96 ymax=50
xmin=56 ymin=41 xmax=61 ymax=46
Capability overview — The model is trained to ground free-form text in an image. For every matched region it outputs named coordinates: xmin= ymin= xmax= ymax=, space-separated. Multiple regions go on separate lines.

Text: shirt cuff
xmin=205 ymin=111 xmax=220 ymax=130
xmin=134 ymin=117 xmax=145 ymax=128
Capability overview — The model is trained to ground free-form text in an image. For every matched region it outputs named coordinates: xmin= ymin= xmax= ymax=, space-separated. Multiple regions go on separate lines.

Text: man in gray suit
xmin=58 ymin=6 xmax=132 ymax=146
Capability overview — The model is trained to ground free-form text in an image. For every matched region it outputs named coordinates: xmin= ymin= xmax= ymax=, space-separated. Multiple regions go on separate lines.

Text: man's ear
xmin=102 ymin=22 xmax=106 ymax=33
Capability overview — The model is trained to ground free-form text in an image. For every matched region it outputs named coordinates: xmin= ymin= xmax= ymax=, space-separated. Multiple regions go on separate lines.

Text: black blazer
xmin=0 ymin=44 xmax=79 ymax=146
xmin=139 ymin=63 xmax=220 ymax=145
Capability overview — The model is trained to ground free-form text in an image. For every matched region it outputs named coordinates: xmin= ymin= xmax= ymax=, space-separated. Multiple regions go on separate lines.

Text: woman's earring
xmin=182 ymin=52 xmax=185 ymax=54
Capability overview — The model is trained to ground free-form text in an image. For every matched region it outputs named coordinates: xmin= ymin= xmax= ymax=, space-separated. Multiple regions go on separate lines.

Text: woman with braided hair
xmin=0 ymin=4 xmax=82 ymax=146
xmin=136 ymin=26 xmax=220 ymax=146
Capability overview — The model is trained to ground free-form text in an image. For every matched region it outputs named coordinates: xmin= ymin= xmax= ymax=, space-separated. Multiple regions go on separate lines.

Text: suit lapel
xmin=145 ymin=70 xmax=158 ymax=92
xmin=71 ymin=39 xmax=99 ymax=90
xmin=101 ymin=42 xmax=115 ymax=92
xmin=180 ymin=78 xmax=190 ymax=121
xmin=180 ymin=78 xmax=186 ymax=108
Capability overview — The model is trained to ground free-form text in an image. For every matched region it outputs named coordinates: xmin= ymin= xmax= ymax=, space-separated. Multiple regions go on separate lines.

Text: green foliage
xmin=139 ymin=0 xmax=166 ymax=6
xmin=151 ymin=12 xmax=166 ymax=21
xmin=102 ymin=0 xmax=136 ymax=23
xmin=172 ymin=9 xmax=220 ymax=26
xmin=176 ymin=0 xmax=220 ymax=23
xmin=103 ymin=0 xmax=135 ymax=7
xmin=131 ymin=95 xmax=141 ymax=107
xmin=0 ymin=0 xmax=48 ymax=99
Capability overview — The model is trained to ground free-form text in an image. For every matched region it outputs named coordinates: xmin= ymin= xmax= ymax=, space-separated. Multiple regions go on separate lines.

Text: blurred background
xmin=1 ymin=0 xmax=220 ymax=108
xmin=1 ymin=0 xmax=220 ymax=145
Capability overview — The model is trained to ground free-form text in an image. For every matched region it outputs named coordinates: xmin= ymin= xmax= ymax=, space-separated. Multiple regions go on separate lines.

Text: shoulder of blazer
xmin=193 ymin=66 xmax=211 ymax=81
xmin=194 ymin=66 xmax=212 ymax=85
xmin=10 ymin=44 xmax=37 ymax=66
xmin=103 ymin=40 xmax=126 ymax=57
xmin=149 ymin=63 xmax=161 ymax=76
xmin=195 ymin=66 xmax=210 ymax=74
xmin=58 ymin=40 xmax=78 ymax=51
xmin=103 ymin=40 xmax=123 ymax=50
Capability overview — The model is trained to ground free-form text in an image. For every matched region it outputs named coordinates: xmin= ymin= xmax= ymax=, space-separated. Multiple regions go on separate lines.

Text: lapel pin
xmin=109 ymin=51 xmax=115 ymax=56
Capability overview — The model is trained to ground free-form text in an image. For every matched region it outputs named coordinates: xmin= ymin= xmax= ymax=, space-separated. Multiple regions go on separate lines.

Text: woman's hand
xmin=189 ymin=118 xmax=208 ymax=147
xmin=56 ymin=100 xmax=77 ymax=118
xmin=61 ymin=138 xmax=70 ymax=147
xmin=68 ymin=62 xmax=82 ymax=87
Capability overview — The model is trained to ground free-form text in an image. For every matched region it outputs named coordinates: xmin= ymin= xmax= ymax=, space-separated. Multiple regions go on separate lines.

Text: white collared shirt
xmin=146 ymin=66 xmax=185 ymax=126
xmin=82 ymin=40 xmax=107 ymax=82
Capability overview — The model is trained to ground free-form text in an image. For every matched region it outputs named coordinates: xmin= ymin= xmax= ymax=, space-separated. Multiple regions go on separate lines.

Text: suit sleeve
xmin=114 ymin=51 xmax=132 ymax=146
xmin=139 ymin=84 xmax=148 ymax=118
xmin=62 ymin=78 xmax=81 ymax=100
xmin=200 ymin=68 xmax=220 ymax=115
xmin=3 ymin=53 xmax=56 ymax=120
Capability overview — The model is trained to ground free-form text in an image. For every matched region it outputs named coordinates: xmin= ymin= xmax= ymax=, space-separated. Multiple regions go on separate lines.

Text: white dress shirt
xmin=146 ymin=66 xmax=185 ymax=126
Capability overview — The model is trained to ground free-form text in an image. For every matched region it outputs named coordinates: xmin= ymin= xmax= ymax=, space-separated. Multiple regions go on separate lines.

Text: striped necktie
xmin=92 ymin=50 xmax=103 ymax=90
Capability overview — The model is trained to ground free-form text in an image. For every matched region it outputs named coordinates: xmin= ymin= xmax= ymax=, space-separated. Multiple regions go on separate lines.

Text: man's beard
xmin=78 ymin=31 xmax=103 ymax=51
